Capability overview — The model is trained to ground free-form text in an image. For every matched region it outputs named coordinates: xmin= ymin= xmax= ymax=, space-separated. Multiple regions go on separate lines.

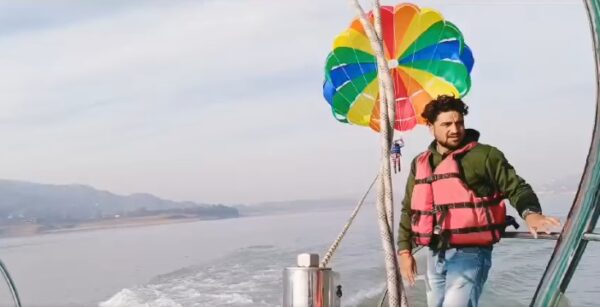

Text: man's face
xmin=429 ymin=111 xmax=465 ymax=150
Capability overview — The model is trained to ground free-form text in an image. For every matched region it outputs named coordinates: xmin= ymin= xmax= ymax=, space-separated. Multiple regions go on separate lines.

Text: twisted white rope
xmin=349 ymin=1 xmax=406 ymax=306
xmin=320 ymin=174 xmax=378 ymax=268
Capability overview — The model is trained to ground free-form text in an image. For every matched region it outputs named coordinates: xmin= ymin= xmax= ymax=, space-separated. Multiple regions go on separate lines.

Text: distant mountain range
xmin=0 ymin=172 xmax=577 ymax=233
xmin=0 ymin=179 xmax=238 ymax=227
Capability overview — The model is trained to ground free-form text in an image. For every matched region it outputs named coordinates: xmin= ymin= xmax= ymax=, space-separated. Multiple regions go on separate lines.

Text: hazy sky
xmin=0 ymin=0 xmax=594 ymax=204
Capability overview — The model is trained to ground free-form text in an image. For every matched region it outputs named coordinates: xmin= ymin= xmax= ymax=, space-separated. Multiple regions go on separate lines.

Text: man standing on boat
xmin=397 ymin=95 xmax=560 ymax=307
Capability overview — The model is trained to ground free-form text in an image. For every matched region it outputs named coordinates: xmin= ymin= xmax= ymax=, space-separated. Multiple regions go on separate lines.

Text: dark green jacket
xmin=397 ymin=129 xmax=542 ymax=251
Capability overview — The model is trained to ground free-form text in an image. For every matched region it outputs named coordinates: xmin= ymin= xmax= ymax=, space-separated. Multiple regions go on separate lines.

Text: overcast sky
xmin=0 ymin=0 xmax=594 ymax=204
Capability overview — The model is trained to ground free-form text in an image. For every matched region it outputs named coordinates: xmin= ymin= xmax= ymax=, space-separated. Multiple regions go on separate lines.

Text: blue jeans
xmin=424 ymin=247 xmax=492 ymax=307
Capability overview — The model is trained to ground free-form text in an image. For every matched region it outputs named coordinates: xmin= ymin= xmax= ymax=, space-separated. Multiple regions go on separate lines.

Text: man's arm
xmin=485 ymin=146 xmax=542 ymax=216
xmin=485 ymin=146 xmax=561 ymax=236
xmin=397 ymin=158 xmax=417 ymax=252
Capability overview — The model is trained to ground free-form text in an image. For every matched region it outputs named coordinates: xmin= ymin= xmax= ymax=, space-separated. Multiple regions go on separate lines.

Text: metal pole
xmin=583 ymin=232 xmax=600 ymax=241
xmin=0 ymin=260 xmax=21 ymax=307
xmin=502 ymin=232 xmax=561 ymax=241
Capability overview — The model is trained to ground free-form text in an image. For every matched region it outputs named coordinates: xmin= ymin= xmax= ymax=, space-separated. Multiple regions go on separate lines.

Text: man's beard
xmin=437 ymin=138 xmax=462 ymax=150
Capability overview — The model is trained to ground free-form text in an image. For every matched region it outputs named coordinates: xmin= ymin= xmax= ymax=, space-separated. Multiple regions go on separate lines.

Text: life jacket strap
xmin=414 ymin=173 xmax=461 ymax=184
xmin=410 ymin=199 xmax=503 ymax=224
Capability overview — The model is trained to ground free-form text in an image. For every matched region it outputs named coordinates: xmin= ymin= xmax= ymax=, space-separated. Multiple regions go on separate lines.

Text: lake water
xmin=0 ymin=193 xmax=598 ymax=306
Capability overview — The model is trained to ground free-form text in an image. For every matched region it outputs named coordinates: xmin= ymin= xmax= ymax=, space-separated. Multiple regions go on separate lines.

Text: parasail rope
xmin=350 ymin=1 xmax=407 ymax=306
xmin=320 ymin=174 xmax=378 ymax=268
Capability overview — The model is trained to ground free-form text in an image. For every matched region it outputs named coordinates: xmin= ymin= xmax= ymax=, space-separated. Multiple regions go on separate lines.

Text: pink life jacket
xmin=411 ymin=141 xmax=507 ymax=247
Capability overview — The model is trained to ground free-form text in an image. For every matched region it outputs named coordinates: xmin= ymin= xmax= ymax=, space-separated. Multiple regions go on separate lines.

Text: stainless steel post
xmin=283 ymin=254 xmax=341 ymax=307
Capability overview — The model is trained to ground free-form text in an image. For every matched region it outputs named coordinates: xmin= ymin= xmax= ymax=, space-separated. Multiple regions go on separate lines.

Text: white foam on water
xmin=205 ymin=293 xmax=254 ymax=305
xmin=99 ymin=288 xmax=182 ymax=307
xmin=343 ymin=283 xmax=385 ymax=307
xmin=99 ymin=245 xmax=289 ymax=307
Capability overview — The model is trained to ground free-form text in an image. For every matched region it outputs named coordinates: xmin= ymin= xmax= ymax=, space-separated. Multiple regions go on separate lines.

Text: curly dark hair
xmin=421 ymin=95 xmax=469 ymax=124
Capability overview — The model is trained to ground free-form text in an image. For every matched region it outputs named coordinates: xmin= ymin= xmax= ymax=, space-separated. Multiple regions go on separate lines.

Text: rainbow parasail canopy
xmin=323 ymin=3 xmax=474 ymax=132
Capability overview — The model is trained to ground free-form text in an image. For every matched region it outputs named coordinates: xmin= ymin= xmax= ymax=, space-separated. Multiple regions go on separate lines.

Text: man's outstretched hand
xmin=525 ymin=213 xmax=561 ymax=239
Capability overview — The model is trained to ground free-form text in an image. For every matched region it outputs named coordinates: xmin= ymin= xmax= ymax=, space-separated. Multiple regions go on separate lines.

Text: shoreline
xmin=0 ymin=206 xmax=356 ymax=239
xmin=0 ymin=214 xmax=238 ymax=239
